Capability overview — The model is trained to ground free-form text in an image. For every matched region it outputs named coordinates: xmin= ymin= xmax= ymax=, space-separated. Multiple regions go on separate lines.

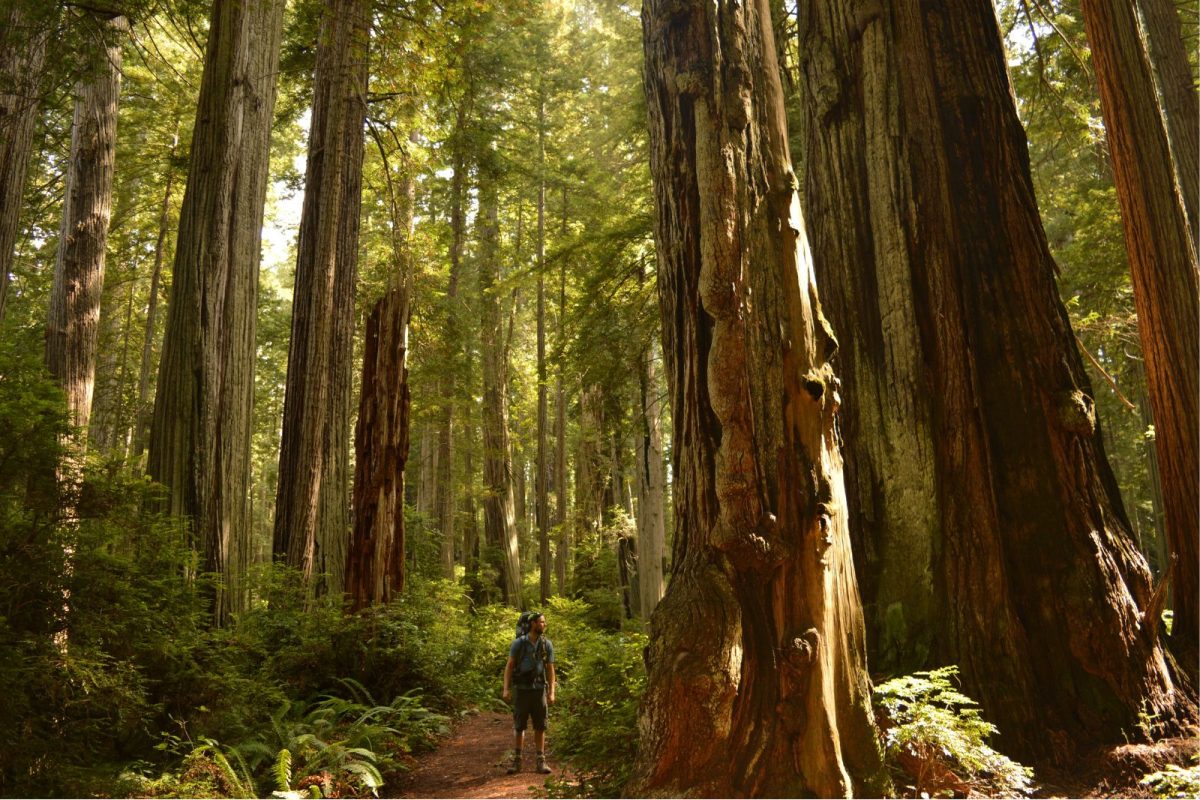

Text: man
xmin=502 ymin=611 xmax=556 ymax=774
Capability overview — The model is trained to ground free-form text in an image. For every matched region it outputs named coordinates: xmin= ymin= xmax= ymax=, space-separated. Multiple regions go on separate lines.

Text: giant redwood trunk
xmin=151 ymin=0 xmax=282 ymax=614
xmin=0 ymin=0 xmax=50 ymax=325
xmin=479 ymin=168 xmax=522 ymax=606
xmin=273 ymin=0 xmax=368 ymax=592
xmin=151 ymin=0 xmax=285 ymax=620
xmin=45 ymin=13 xmax=125 ymax=436
xmin=346 ymin=285 xmax=410 ymax=610
xmin=1080 ymin=0 xmax=1200 ymax=674
xmin=798 ymin=0 xmax=1195 ymax=760
xmin=631 ymin=0 xmax=882 ymax=795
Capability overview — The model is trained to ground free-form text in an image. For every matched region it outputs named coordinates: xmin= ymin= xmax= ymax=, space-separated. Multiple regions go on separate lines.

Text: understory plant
xmin=873 ymin=666 xmax=1035 ymax=798
xmin=546 ymin=596 xmax=647 ymax=798
xmin=1140 ymin=754 xmax=1200 ymax=799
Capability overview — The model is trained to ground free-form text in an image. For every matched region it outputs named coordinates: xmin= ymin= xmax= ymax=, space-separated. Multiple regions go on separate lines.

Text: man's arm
xmin=546 ymin=663 xmax=556 ymax=704
xmin=503 ymin=656 xmax=515 ymax=701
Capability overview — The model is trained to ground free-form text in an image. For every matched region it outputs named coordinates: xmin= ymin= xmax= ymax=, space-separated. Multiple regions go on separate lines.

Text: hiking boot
xmin=536 ymin=755 xmax=552 ymax=774
xmin=506 ymin=754 xmax=522 ymax=774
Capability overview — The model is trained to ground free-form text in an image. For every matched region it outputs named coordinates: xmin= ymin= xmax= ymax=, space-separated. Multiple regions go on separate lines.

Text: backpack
xmin=511 ymin=634 xmax=549 ymax=688
xmin=515 ymin=611 xmax=537 ymax=639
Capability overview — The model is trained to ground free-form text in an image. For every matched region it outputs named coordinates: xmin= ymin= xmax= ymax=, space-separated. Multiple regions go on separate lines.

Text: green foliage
xmin=542 ymin=597 xmax=646 ymax=798
xmin=1140 ymin=755 xmax=1200 ymax=799
xmin=874 ymin=666 xmax=1035 ymax=798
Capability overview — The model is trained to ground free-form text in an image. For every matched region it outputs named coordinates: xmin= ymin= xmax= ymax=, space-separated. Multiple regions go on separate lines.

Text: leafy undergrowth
xmin=874 ymin=666 xmax=1036 ymax=798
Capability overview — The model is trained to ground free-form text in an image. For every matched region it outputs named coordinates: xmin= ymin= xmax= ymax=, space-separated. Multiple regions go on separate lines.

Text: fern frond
xmin=274 ymin=748 xmax=293 ymax=793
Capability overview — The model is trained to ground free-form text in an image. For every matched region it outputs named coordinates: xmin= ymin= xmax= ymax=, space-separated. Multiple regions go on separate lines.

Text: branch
xmin=1075 ymin=334 xmax=1137 ymax=411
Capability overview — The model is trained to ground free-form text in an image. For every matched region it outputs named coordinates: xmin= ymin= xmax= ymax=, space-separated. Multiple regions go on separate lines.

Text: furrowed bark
xmin=1081 ymin=0 xmax=1200 ymax=675
xmin=273 ymin=0 xmax=369 ymax=594
xmin=151 ymin=0 xmax=285 ymax=620
xmin=799 ymin=0 xmax=1196 ymax=760
xmin=0 ymin=1 xmax=50 ymax=325
xmin=632 ymin=0 xmax=882 ymax=794
xmin=46 ymin=13 xmax=125 ymax=437
xmin=347 ymin=285 xmax=410 ymax=610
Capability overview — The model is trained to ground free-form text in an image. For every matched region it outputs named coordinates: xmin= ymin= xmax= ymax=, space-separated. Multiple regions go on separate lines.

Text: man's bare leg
xmin=508 ymin=731 xmax=524 ymax=773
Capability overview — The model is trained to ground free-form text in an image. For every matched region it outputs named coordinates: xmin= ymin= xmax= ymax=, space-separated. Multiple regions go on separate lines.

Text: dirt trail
xmin=392 ymin=710 xmax=569 ymax=798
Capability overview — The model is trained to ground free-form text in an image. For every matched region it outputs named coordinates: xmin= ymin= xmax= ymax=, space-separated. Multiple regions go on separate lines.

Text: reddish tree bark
xmin=632 ymin=0 xmax=882 ymax=794
xmin=347 ymin=286 xmax=410 ymax=610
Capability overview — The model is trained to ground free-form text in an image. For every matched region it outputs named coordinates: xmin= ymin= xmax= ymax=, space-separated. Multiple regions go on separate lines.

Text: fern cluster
xmin=873 ymin=666 xmax=1035 ymax=798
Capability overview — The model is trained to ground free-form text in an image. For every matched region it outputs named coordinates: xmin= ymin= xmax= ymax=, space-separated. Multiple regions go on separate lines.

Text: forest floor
xmin=392 ymin=710 xmax=575 ymax=799
xmin=391 ymin=710 xmax=1196 ymax=799
xmin=1033 ymin=735 xmax=1198 ymax=798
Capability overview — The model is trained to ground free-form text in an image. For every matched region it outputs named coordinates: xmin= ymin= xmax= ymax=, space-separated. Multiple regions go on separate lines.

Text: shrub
xmin=1140 ymin=755 xmax=1200 ymax=799
xmin=546 ymin=597 xmax=646 ymax=798
xmin=874 ymin=666 xmax=1035 ymax=798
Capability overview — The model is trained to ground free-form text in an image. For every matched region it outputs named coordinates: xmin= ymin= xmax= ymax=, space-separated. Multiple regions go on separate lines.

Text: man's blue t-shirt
xmin=509 ymin=635 xmax=555 ymax=689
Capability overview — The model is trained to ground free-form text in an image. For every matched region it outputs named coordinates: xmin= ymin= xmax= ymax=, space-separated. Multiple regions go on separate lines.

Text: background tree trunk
xmin=45 ymin=13 xmax=126 ymax=436
xmin=1081 ymin=0 xmax=1200 ymax=674
xmin=636 ymin=332 xmax=666 ymax=619
xmin=554 ymin=194 xmax=569 ymax=595
xmin=132 ymin=129 xmax=178 ymax=464
xmin=536 ymin=78 xmax=552 ymax=605
xmin=437 ymin=124 xmax=468 ymax=581
xmin=1137 ymin=0 xmax=1199 ymax=238
xmin=479 ymin=165 xmax=522 ymax=606
xmin=799 ymin=0 xmax=1194 ymax=760
xmin=273 ymin=0 xmax=368 ymax=591
xmin=631 ymin=0 xmax=882 ymax=794
xmin=347 ymin=285 xmax=409 ymax=610
xmin=150 ymin=0 xmax=285 ymax=620
xmin=0 ymin=1 xmax=50 ymax=325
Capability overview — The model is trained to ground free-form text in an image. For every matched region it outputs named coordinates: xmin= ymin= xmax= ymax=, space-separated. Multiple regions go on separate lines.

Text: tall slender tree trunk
xmin=554 ymin=191 xmax=569 ymax=596
xmin=636 ymin=330 xmax=666 ymax=619
xmin=1081 ymin=0 xmax=1200 ymax=674
xmin=151 ymin=0 xmax=285 ymax=621
xmin=575 ymin=383 xmax=604 ymax=538
xmin=632 ymin=0 xmax=882 ymax=794
xmin=536 ymin=82 xmax=552 ymax=605
xmin=799 ymin=0 xmax=1195 ymax=759
xmin=46 ymin=12 xmax=125 ymax=438
xmin=0 ymin=1 xmax=50 ymax=325
xmin=1137 ymin=0 xmax=1199 ymax=238
xmin=415 ymin=423 xmax=438 ymax=518
xmin=479 ymin=163 xmax=521 ymax=606
xmin=273 ymin=0 xmax=369 ymax=595
xmin=437 ymin=119 xmax=469 ymax=581
xmin=132 ymin=128 xmax=179 ymax=464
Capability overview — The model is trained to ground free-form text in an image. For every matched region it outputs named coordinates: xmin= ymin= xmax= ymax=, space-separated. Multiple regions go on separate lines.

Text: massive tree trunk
xmin=798 ymin=0 xmax=1194 ymax=760
xmin=0 ymin=0 xmax=50 ymax=325
xmin=1081 ymin=0 xmax=1200 ymax=674
xmin=1137 ymin=0 xmax=1199 ymax=238
xmin=479 ymin=165 xmax=521 ymax=606
xmin=45 ymin=12 xmax=125 ymax=437
xmin=273 ymin=0 xmax=369 ymax=594
xmin=636 ymin=331 xmax=666 ymax=619
xmin=151 ymin=0 xmax=285 ymax=621
xmin=346 ymin=285 xmax=409 ymax=610
xmin=631 ymin=0 xmax=882 ymax=795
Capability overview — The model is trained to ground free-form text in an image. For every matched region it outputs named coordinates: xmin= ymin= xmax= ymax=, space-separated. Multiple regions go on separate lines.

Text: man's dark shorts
xmin=513 ymin=687 xmax=548 ymax=732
